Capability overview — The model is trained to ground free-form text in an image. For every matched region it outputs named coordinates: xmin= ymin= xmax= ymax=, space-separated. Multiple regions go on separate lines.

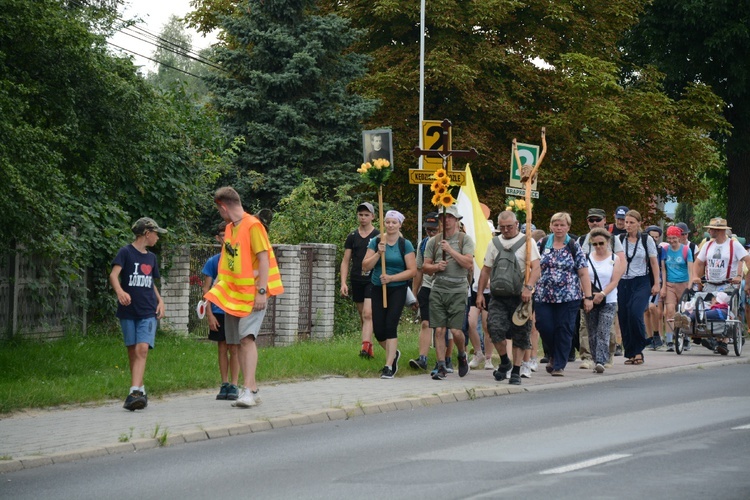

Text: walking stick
xmin=378 ymin=184 xmax=388 ymax=307
xmin=513 ymin=128 xmax=547 ymax=316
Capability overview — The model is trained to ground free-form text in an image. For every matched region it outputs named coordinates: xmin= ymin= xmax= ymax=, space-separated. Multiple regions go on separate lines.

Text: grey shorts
xmin=487 ymin=295 xmax=532 ymax=350
xmin=429 ymin=288 xmax=468 ymax=330
xmin=225 ymin=309 xmax=267 ymax=345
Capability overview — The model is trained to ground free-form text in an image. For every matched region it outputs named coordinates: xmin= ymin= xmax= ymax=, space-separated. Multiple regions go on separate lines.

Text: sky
xmin=109 ymin=0 xmax=217 ymax=73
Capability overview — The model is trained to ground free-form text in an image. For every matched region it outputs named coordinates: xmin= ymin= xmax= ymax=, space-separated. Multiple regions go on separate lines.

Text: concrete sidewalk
xmin=1 ymin=347 xmax=745 ymax=473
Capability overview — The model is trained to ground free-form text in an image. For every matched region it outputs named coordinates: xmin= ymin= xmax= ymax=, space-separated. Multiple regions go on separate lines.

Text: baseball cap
xmin=356 ymin=202 xmax=374 ymax=214
xmin=438 ymin=205 xmax=463 ymax=220
xmin=614 ymin=206 xmax=629 ymax=219
xmin=675 ymin=222 xmax=690 ymax=235
xmin=587 ymin=208 xmax=606 ymax=219
xmin=424 ymin=211 xmax=439 ymax=229
xmin=645 ymin=225 xmax=662 ymax=236
xmin=132 ymin=217 xmax=167 ymax=235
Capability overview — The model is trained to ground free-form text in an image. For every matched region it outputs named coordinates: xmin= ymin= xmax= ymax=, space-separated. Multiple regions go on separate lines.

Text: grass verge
xmin=0 ymin=315 xmax=423 ymax=414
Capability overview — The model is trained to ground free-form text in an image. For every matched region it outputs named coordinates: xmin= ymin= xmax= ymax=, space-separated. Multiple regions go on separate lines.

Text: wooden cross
xmin=412 ymin=119 xmax=478 ymax=169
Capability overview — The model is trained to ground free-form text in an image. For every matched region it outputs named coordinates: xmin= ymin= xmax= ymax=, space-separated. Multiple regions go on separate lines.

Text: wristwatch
xmin=524 ymin=284 xmax=535 ymax=291
xmin=257 ymin=287 xmax=267 ymax=295
xmin=585 ymin=295 xmax=594 ymax=300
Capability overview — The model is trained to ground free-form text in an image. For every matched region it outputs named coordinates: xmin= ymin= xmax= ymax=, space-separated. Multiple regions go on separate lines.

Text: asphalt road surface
xmin=3 ymin=364 xmax=750 ymax=500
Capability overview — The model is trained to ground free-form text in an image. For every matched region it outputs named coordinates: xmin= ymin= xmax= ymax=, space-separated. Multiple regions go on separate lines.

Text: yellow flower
xmin=440 ymin=193 xmax=455 ymax=207
xmin=433 ymin=169 xmax=447 ymax=180
xmin=516 ymin=200 xmax=525 ymax=210
xmin=430 ymin=180 xmax=442 ymax=192
xmin=436 ymin=185 xmax=447 ymax=195
xmin=438 ymin=176 xmax=450 ymax=186
xmin=505 ymin=206 xmax=512 ymax=211
xmin=509 ymin=200 xmax=516 ymax=207
xmin=431 ymin=193 xmax=442 ymax=205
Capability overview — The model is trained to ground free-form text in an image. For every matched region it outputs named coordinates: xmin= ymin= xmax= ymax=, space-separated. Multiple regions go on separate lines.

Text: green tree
xmin=624 ymin=0 xmax=749 ymax=236
xmin=206 ymin=0 xmax=377 ymax=208
xmin=318 ymin=0 xmax=728 ymax=235
xmin=0 ymin=0 xmax=229 ymax=320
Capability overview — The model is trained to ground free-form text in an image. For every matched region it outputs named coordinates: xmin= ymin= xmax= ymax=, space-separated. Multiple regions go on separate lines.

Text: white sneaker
xmin=528 ymin=357 xmax=538 ymax=372
xmin=520 ymin=362 xmax=532 ymax=378
xmin=469 ymin=353 xmax=485 ymax=369
xmin=232 ymin=388 xmax=258 ymax=408
xmin=579 ymin=360 xmax=593 ymax=370
xmin=484 ymin=358 xmax=495 ymax=370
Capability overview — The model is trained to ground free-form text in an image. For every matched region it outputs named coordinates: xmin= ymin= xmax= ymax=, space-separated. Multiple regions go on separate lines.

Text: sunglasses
xmin=224 ymin=240 xmax=236 ymax=257
xmin=587 ymin=217 xmax=603 ymax=223
xmin=591 ymin=241 xmax=607 ymax=247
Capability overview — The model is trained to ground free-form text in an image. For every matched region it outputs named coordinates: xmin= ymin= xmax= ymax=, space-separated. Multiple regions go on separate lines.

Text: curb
xmin=1 ymin=356 xmax=746 ymax=474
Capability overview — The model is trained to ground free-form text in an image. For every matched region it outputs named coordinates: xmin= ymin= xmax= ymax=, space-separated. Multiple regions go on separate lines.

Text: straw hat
xmin=704 ymin=217 xmax=731 ymax=230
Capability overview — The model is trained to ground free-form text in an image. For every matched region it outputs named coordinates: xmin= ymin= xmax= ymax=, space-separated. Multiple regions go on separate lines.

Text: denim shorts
xmin=120 ymin=317 xmax=157 ymax=348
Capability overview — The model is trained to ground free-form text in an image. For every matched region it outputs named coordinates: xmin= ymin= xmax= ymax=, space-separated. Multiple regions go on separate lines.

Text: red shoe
xmin=359 ymin=341 xmax=374 ymax=359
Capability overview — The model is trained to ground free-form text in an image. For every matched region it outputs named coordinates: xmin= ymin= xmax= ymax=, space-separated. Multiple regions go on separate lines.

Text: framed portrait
xmin=362 ymin=129 xmax=394 ymax=169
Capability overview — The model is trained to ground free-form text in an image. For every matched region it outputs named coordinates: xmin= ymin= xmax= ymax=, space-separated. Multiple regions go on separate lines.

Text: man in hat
xmin=609 ymin=206 xmax=629 ymax=237
xmin=341 ymin=202 xmax=380 ymax=358
xmin=423 ymin=205 xmax=475 ymax=379
xmin=476 ymin=210 xmax=540 ymax=385
xmin=110 ymin=217 xmax=167 ymax=411
xmin=693 ymin=217 xmax=750 ymax=355
xmin=409 ymin=212 xmax=440 ymax=370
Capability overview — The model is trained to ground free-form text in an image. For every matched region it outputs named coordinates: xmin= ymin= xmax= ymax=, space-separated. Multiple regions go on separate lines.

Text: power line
xmin=107 ymin=42 xmax=209 ymax=80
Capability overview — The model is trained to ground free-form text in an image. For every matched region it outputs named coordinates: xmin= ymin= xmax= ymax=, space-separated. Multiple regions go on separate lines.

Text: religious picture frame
xmin=362 ymin=129 xmax=394 ymax=169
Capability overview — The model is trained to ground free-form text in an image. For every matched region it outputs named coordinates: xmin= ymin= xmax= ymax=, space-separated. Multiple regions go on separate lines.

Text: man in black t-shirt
xmin=340 ymin=202 xmax=380 ymax=358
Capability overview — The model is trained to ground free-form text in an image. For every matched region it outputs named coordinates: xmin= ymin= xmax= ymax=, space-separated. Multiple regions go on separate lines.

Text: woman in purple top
xmin=534 ymin=212 xmax=593 ymax=376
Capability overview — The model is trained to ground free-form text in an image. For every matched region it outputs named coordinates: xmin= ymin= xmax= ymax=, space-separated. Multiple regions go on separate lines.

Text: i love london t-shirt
xmin=112 ymin=244 xmax=161 ymax=320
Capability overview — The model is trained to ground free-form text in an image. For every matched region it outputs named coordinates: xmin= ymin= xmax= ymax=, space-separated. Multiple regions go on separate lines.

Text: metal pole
xmin=417 ymin=0 xmax=426 ymax=242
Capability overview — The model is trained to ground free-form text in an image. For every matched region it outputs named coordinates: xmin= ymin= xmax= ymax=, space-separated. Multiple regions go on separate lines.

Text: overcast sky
xmin=109 ymin=0 xmax=217 ymax=73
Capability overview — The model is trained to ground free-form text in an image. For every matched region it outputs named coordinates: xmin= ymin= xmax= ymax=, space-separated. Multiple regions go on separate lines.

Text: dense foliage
xmin=206 ymin=0 xmax=378 ymax=208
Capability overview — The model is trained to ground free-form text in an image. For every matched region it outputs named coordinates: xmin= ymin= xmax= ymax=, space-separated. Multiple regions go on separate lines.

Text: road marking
xmin=731 ymin=424 xmax=750 ymax=430
xmin=539 ymin=454 xmax=631 ymax=475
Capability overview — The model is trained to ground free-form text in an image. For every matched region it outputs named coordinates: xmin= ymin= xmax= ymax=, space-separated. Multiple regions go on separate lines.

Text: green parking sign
xmin=509 ymin=143 xmax=539 ymax=189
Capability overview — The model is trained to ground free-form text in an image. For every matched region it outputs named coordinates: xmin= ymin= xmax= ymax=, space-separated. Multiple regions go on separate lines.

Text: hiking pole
xmin=378 ymin=184 xmax=388 ymax=307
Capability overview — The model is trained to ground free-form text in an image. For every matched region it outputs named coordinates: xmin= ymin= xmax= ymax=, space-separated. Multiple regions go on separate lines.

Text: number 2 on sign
xmin=426 ymin=125 xmax=443 ymax=150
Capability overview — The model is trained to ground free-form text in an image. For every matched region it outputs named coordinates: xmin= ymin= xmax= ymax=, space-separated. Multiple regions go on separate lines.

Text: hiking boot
xmin=380 ymin=366 xmax=394 ymax=379
xmin=509 ymin=373 xmax=522 ymax=385
xmin=457 ymin=353 xmax=469 ymax=377
xmin=673 ymin=313 xmax=690 ymax=331
xmin=431 ymin=366 xmax=447 ymax=380
xmin=123 ymin=390 xmax=147 ymax=411
xmin=409 ymin=357 xmax=427 ymax=370
xmin=359 ymin=341 xmax=374 ymax=359
xmin=701 ymin=338 xmax=717 ymax=351
xmin=216 ymin=382 xmax=230 ymax=400
xmin=226 ymin=384 xmax=240 ymax=401
xmin=469 ymin=353 xmax=486 ymax=369
xmin=493 ymin=369 xmax=507 ymax=381
xmin=445 ymin=357 xmax=454 ymax=373
xmin=716 ymin=341 xmax=729 ymax=356
xmin=614 ymin=344 xmax=623 ymax=356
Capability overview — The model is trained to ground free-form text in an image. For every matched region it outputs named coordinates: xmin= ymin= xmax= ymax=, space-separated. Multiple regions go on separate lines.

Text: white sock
xmin=130 ymin=386 xmax=139 ymax=393
xmin=139 ymin=385 xmax=146 ymax=395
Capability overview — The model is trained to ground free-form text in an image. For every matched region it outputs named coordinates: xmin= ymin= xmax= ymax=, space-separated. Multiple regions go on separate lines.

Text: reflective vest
xmin=204 ymin=214 xmax=284 ymax=317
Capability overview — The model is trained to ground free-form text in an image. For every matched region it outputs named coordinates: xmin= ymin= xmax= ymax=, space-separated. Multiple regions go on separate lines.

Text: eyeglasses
xmin=591 ymin=241 xmax=607 ymax=247
xmin=498 ymin=224 xmax=516 ymax=231
xmin=426 ymin=228 xmax=438 ymax=234
xmin=587 ymin=217 xmax=603 ymax=223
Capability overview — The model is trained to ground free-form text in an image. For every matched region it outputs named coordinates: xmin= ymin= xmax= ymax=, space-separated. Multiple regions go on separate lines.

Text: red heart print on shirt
xmin=140 ymin=264 xmax=153 ymax=275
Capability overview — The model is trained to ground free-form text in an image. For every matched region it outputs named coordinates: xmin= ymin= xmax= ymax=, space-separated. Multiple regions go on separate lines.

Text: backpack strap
xmin=682 ymin=244 xmax=689 ymax=262
xmin=376 ymin=236 xmax=406 ymax=265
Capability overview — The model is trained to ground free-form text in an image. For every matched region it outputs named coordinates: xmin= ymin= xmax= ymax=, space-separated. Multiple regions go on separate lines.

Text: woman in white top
xmin=585 ymin=228 xmax=625 ymax=372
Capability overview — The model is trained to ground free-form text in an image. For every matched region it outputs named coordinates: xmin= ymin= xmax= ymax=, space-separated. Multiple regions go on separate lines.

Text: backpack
xmin=618 ymin=232 xmax=655 ymax=286
xmin=489 ymin=236 xmax=526 ymax=297
xmin=375 ymin=236 xmax=406 ymax=264
xmin=539 ymin=235 xmax=579 ymax=260
xmin=429 ymin=231 xmax=473 ymax=286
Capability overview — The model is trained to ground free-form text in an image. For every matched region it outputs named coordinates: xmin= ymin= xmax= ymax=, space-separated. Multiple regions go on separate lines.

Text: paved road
xmin=0 ymin=347 xmax=746 ymax=474
xmin=2 ymin=364 xmax=749 ymax=499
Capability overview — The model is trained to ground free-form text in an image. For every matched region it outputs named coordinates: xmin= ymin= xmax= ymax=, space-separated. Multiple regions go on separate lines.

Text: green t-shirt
xmin=424 ymin=231 xmax=475 ymax=292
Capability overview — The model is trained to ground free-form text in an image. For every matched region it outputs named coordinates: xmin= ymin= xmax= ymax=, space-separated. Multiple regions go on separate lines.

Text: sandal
xmin=632 ymin=353 xmax=644 ymax=365
xmin=624 ymin=357 xmax=635 ymax=365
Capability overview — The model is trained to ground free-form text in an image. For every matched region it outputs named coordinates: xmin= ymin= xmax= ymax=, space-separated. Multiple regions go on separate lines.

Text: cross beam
xmin=412 ymin=119 xmax=478 ymax=168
